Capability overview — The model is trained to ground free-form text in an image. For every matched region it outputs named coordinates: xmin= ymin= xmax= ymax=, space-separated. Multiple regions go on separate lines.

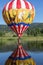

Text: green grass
xmin=0 ymin=36 xmax=43 ymax=52
xmin=0 ymin=36 xmax=43 ymax=44
xmin=0 ymin=36 xmax=43 ymax=46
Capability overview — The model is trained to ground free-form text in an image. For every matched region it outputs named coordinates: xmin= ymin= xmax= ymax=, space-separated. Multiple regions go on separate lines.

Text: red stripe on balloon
xmin=13 ymin=49 xmax=18 ymax=58
xmin=18 ymin=25 xmax=20 ymax=34
xmin=19 ymin=47 xmax=21 ymax=57
xmin=8 ymin=0 xmax=14 ymax=10
xmin=16 ymin=48 xmax=19 ymax=57
xmin=24 ymin=0 xmax=29 ymax=9
xmin=13 ymin=25 xmax=18 ymax=34
xmin=22 ymin=48 xmax=26 ymax=57
xmin=16 ymin=0 xmax=21 ymax=9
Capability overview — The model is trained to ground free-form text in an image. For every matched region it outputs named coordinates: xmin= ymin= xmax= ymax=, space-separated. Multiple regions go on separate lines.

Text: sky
xmin=0 ymin=0 xmax=43 ymax=25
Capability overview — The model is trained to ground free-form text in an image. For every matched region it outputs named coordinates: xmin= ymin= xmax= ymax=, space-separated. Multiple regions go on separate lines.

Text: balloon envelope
xmin=2 ymin=0 xmax=35 ymax=37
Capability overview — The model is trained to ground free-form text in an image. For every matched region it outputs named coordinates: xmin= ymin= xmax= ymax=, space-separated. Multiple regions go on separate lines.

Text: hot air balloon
xmin=2 ymin=0 xmax=36 ymax=65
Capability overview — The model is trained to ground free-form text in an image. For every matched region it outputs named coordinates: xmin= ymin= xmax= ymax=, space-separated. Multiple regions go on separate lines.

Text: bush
xmin=0 ymin=32 xmax=5 ymax=36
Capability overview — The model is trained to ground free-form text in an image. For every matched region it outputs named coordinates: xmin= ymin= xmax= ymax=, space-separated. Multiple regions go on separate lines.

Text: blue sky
xmin=0 ymin=0 xmax=43 ymax=25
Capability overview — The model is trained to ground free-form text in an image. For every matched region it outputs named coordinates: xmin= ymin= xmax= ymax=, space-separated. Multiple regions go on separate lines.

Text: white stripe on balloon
xmin=20 ymin=0 xmax=26 ymax=8
xmin=16 ymin=25 xmax=19 ymax=33
xmin=22 ymin=25 xmax=27 ymax=33
xmin=12 ymin=0 xmax=17 ymax=9
xmin=27 ymin=1 xmax=32 ymax=10
xmin=20 ymin=25 xmax=23 ymax=34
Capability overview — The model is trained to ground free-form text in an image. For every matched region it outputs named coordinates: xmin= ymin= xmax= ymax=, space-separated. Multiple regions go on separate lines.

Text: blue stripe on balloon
xmin=9 ymin=55 xmax=31 ymax=60
xmin=8 ymin=22 xmax=30 ymax=26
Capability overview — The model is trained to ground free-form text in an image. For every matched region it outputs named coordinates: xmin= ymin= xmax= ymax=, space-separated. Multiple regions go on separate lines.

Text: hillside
xmin=31 ymin=23 xmax=43 ymax=29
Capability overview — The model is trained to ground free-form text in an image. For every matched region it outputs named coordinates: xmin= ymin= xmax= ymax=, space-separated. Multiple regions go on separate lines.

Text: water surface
xmin=0 ymin=52 xmax=43 ymax=65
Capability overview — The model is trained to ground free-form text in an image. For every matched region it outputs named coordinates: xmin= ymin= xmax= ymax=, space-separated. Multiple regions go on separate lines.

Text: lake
xmin=0 ymin=51 xmax=43 ymax=65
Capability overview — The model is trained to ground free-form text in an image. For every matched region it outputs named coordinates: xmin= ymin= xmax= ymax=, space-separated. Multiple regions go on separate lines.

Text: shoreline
xmin=0 ymin=36 xmax=43 ymax=52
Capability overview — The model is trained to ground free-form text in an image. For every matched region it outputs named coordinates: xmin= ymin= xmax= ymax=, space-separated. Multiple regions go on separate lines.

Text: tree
xmin=40 ymin=29 xmax=43 ymax=34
